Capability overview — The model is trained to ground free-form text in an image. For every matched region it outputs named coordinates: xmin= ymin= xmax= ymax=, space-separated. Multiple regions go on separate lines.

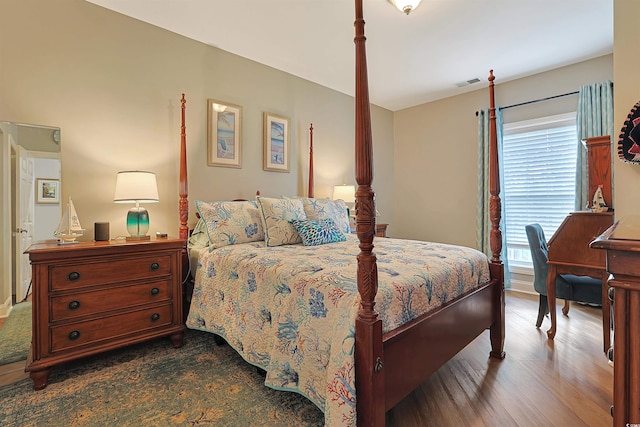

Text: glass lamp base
xmin=126 ymin=206 xmax=150 ymax=239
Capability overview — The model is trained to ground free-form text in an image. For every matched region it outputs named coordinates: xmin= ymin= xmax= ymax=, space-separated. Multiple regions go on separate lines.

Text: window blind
xmin=503 ymin=113 xmax=577 ymax=264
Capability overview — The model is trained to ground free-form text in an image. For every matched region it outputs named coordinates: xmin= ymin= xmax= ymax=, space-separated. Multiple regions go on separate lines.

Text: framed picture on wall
xmin=263 ymin=112 xmax=290 ymax=172
xmin=207 ymin=99 xmax=242 ymax=168
xmin=36 ymin=178 xmax=60 ymax=204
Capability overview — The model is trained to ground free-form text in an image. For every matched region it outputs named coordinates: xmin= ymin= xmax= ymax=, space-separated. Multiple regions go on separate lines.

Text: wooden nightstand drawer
xmin=50 ymin=279 xmax=172 ymax=322
xmin=50 ymin=303 xmax=173 ymax=353
xmin=50 ymin=254 xmax=172 ymax=291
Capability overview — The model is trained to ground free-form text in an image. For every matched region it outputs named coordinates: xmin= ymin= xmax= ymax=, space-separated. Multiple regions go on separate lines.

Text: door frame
xmin=14 ymin=145 xmax=35 ymax=304
xmin=0 ymin=124 xmax=14 ymax=316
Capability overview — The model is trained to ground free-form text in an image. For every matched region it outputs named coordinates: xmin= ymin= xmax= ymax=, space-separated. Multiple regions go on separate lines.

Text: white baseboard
xmin=508 ymin=278 xmax=536 ymax=296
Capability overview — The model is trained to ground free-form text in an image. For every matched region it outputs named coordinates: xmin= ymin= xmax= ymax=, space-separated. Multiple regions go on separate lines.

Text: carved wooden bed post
xmin=179 ymin=93 xmax=189 ymax=243
xmin=179 ymin=93 xmax=191 ymax=309
xmin=487 ymin=71 xmax=506 ymax=359
xmin=308 ymin=123 xmax=314 ymax=198
xmin=353 ymin=0 xmax=385 ymax=425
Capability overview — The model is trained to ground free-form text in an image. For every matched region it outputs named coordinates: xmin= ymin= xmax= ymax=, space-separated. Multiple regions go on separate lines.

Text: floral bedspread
xmin=186 ymin=235 xmax=490 ymax=426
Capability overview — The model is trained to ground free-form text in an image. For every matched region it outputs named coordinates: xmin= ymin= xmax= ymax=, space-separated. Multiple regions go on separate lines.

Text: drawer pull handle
xmin=68 ymin=330 xmax=81 ymax=340
xmin=68 ymin=300 xmax=81 ymax=310
xmin=68 ymin=271 xmax=81 ymax=281
xmin=150 ymin=287 xmax=160 ymax=296
xmin=151 ymin=313 xmax=160 ymax=322
xmin=150 ymin=262 xmax=160 ymax=271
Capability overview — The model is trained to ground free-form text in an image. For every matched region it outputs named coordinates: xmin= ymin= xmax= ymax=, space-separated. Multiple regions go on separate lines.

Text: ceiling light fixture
xmin=389 ymin=0 xmax=422 ymax=15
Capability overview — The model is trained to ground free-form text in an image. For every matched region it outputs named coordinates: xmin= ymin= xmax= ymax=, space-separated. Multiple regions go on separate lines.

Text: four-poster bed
xmin=177 ymin=2 xmax=504 ymax=426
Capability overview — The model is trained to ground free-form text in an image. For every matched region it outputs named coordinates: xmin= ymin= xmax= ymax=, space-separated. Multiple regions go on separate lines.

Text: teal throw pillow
xmin=289 ymin=218 xmax=347 ymax=246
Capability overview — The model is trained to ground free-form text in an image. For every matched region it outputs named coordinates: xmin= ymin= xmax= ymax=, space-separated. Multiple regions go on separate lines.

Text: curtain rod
xmin=475 ymin=90 xmax=579 ymax=116
xmin=500 ymin=90 xmax=579 ymax=111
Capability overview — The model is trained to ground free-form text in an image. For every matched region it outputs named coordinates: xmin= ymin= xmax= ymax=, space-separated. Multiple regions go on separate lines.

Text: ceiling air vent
xmin=455 ymin=77 xmax=481 ymax=88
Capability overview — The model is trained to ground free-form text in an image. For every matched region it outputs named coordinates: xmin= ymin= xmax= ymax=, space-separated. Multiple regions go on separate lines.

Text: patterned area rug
xmin=0 ymin=329 xmax=323 ymax=426
xmin=0 ymin=302 xmax=32 ymax=365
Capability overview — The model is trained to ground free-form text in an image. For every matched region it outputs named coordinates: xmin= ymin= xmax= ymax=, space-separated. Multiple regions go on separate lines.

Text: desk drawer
xmin=50 ymin=279 xmax=172 ymax=322
xmin=50 ymin=303 xmax=173 ymax=353
xmin=50 ymin=255 xmax=172 ymax=291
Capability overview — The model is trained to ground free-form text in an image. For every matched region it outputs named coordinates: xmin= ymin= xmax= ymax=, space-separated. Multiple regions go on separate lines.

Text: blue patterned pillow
xmin=295 ymin=197 xmax=350 ymax=234
xmin=289 ymin=218 xmax=347 ymax=246
xmin=195 ymin=200 xmax=265 ymax=249
xmin=256 ymin=196 xmax=307 ymax=247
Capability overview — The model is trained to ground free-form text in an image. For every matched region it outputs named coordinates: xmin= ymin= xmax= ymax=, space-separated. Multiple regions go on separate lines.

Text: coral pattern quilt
xmin=186 ymin=235 xmax=490 ymax=426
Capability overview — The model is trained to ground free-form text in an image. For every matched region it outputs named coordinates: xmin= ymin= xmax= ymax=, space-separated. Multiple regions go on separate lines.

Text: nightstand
xmin=349 ymin=223 xmax=389 ymax=237
xmin=376 ymin=223 xmax=388 ymax=238
xmin=25 ymin=238 xmax=186 ymax=390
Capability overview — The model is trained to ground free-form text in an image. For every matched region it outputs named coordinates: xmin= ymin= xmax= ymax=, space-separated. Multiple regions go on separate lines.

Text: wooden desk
xmin=591 ymin=217 xmax=640 ymax=427
xmin=546 ymin=211 xmax=613 ymax=352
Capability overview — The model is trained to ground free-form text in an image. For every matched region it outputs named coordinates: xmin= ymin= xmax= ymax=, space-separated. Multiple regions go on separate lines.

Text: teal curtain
xmin=575 ymin=81 xmax=614 ymax=210
xmin=476 ymin=108 xmax=510 ymax=287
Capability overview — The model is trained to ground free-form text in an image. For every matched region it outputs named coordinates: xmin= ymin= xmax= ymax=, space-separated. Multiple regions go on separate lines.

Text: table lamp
xmin=113 ymin=171 xmax=159 ymax=241
xmin=333 ymin=184 xmax=356 ymax=222
xmin=332 ymin=184 xmax=355 ymax=205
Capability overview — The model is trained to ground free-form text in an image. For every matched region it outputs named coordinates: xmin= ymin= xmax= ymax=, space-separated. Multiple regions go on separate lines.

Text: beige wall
xmin=613 ymin=0 xmax=640 ymax=219
xmin=393 ymin=55 xmax=613 ymax=248
xmin=1 ymin=0 xmax=635 ymax=310
xmin=0 ymin=0 xmax=395 ymax=242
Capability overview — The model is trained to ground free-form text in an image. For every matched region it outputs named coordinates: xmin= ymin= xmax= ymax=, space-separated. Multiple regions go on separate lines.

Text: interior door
xmin=14 ymin=145 xmax=34 ymax=301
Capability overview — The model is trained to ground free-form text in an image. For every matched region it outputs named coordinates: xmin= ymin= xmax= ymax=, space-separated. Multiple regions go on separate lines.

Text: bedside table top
xmin=26 ymin=237 xmax=185 ymax=260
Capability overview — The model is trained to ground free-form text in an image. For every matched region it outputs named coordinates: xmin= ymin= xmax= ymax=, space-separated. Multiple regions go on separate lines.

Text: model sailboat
xmin=590 ymin=185 xmax=608 ymax=213
xmin=54 ymin=197 xmax=84 ymax=244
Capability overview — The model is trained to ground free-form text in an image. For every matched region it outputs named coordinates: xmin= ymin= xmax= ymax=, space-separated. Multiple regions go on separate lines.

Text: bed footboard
xmin=382 ymin=280 xmax=501 ymax=410
xmin=489 ymin=262 xmax=506 ymax=359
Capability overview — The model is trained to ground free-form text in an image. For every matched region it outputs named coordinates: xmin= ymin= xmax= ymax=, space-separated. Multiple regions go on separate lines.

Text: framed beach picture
xmin=207 ymin=99 xmax=242 ymax=168
xmin=36 ymin=178 xmax=60 ymax=204
xmin=263 ymin=112 xmax=290 ymax=172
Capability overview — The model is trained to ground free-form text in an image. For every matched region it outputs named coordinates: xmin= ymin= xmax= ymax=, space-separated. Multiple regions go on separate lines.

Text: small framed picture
xmin=207 ymin=99 xmax=242 ymax=168
xmin=263 ymin=112 xmax=290 ymax=172
xmin=36 ymin=178 xmax=60 ymax=204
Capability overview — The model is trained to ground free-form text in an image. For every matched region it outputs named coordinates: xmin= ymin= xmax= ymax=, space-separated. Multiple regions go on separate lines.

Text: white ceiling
xmin=87 ymin=0 xmax=613 ymax=111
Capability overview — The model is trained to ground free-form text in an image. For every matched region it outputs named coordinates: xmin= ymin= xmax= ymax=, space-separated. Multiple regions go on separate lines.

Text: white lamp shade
xmin=113 ymin=171 xmax=159 ymax=203
xmin=332 ymin=185 xmax=355 ymax=204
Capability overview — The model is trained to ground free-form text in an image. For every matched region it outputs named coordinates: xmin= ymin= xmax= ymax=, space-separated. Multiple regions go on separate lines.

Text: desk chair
xmin=525 ymin=223 xmax=602 ymax=328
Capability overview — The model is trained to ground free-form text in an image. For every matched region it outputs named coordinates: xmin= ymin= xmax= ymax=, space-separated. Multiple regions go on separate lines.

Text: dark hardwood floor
xmin=0 ymin=292 xmax=612 ymax=426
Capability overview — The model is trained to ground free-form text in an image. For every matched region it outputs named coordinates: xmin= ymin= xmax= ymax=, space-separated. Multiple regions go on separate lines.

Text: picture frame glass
xmin=36 ymin=178 xmax=60 ymax=204
xmin=263 ymin=113 xmax=290 ymax=172
xmin=208 ymin=99 xmax=242 ymax=168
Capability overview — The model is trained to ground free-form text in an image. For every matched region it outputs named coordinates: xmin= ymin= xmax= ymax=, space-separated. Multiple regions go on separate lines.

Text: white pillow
xmin=195 ymin=200 xmax=265 ymax=249
xmin=256 ymin=196 xmax=307 ymax=247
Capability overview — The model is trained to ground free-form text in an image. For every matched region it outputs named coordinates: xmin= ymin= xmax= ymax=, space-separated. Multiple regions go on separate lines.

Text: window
xmin=502 ymin=113 xmax=577 ymax=269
